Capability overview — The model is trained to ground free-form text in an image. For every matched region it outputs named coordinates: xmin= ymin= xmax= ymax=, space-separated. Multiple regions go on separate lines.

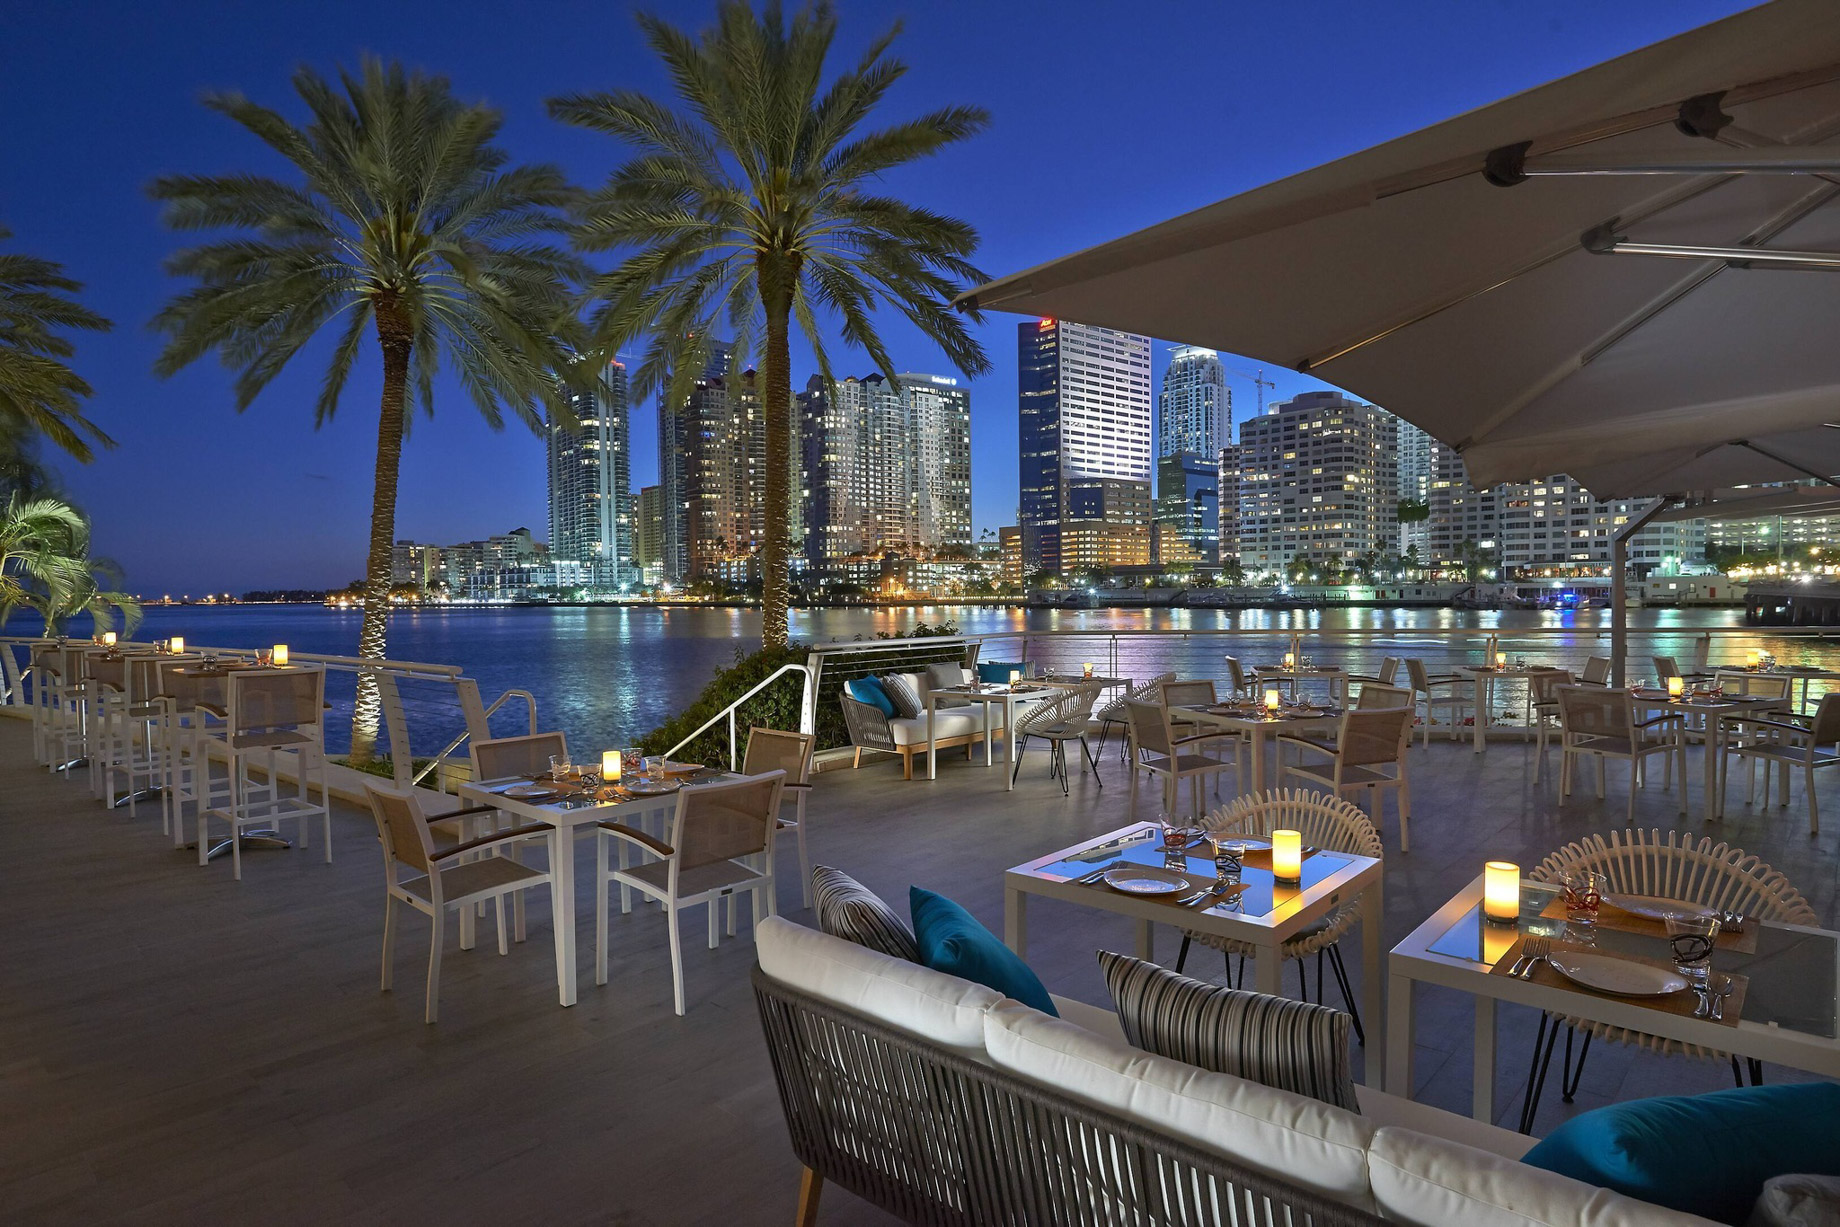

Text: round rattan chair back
xmin=1199 ymin=788 xmax=1382 ymax=860
xmin=1532 ymin=828 xmax=1815 ymax=924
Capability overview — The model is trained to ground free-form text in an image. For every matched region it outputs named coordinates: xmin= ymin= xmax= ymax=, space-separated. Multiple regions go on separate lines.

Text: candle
xmin=272 ymin=644 xmax=289 ymax=666
xmin=101 ymin=631 xmax=117 ymax=647
xmin=1009 ymin=669 xmax=1021 ymax=686
xmin=1495 ymin=651 xmax=1507 ymax=668
xmin=1484 ymin=861 xmax=1521 ymax=925
xmin=1082 ymin=661 xmax=1094 ymax=678
xmin=1264 ymin=687 xmax=1282 ymax=713
xmin=1667 ymin=675 xmax=1685 ymax=698
xmin=1746 ymin=649 xmax=1762 ymax=668
xmin=1282 ymin=651 xmax=1295 ymax=669
xmin=602 ymin=749 xmax=621 ymax=781
xmin=168 ymin=637 xmax=184 ymax=655
xmin=1271 ymin=830 xmax=1303 ymax=883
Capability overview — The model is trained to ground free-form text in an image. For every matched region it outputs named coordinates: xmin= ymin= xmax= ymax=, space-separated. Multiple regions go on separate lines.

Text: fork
xmin=1518 ymin=938 xmax=1550 ymax=979
xmin=1711 ymin=974 xmax=1735 ymax=1021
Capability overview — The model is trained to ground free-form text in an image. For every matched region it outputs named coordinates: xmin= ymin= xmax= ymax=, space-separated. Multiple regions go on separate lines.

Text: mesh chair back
xmin=1377 ymin=657 xmax=1402 ymax=685
xmin=364 ymin=784 xmax=434 ymax=874
xmin=1123 ymin=699 xmax=1173 ymax=757
xmin=1810 ymin=693 xmax=1840 ymax=747
xmin=1356 ymin=683 xmax=1411 ymax=710
xmin=1529 ymin=669 xmax=1573 ymax=708
xmin=29 ymin=644 xmax=62 ymax=681
xmin=1202 ymin=788 xmax=1382 ymax=858
xmin=155 ymin=660 xmax=208 ymax=712
xmin=473 ymin=731 xmax=568 ymax=782
xmin=1223 ymin=657 xmax=1250 ymax=694
xmin=1532 ymin=828 xmax=1816 ymax=924
xmin=1652 ymin=655 xmax=1682 ymax=682
xmin=743 ymin=727 xmax=814 ymax=784
xmin=1582 ymin=657 xmax=1612 ymax=685
xmin=230 ymin=668 xmax=323 ymax=734
xmin=672 ymin=771 xmax=784 ymax=874
xmin=127 ymin=656 xmax=168 ymax=705
xmin=1742 ymin=674 xmax=1793 ymax=700
xmin=1557 ymin=685 xmax=1633 ymax=741
xmin=1339 ymin=706 xmax=1410 ymax=768
xmin=1160 ymin=679 xmax=1216 ymax=708
xmin=1404 ymin=658 xmax=1433 ymax=694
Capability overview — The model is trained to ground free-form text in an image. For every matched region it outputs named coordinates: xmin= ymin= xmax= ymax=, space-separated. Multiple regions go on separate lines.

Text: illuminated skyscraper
xmin=1158 ymin=345 xmax=1228 ymax=459
xmin=546 ymin=358 xmax=635 ymax=588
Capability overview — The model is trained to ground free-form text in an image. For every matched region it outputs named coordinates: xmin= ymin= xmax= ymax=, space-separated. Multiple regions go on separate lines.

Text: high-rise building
xmin=903 ymin=373 xmax=972 ymax=555
xmin=635 ymin=484 xmax=664 ymax=581
xmin=1061 ymin=478 xmax=1153 ymax=572
xmin=1394 ymin=417 xmax=1436 ymax=560
xmin=547 ymin=358 xmax=635 ymax=589
xmin=1216 ymin=445 xmax=1240 ymax=564
xmin=658 ymin=342 xmax=733 ymax=581
xmin=1018 ymin=319 xmax=1153 ymax=574
xmin=1236 ymin=391 xmax=1398 ymax=575
xmin=1159 ymin=345 xmax=1228 ymax=459
xmin=1154 ymin=451 xmax=1219 ymax=566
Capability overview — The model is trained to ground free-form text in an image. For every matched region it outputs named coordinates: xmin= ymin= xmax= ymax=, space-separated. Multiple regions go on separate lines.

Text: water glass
xmin=254 ymin=648 xmax=273 ymax=667
xmin=643 ymin=755 xmax=663 ymax=780
xmin=1665 ymin=913 xmax=1721 ymax=982
xmin=549 ymin=753 xmax=572 ymax=782
xmin=1213 ymin=837 xmax=1247 ymax=881
xmin=1561 ymin=870 xmax=1605 ymax=927
xmin=621 ymin=746 xmax=641 ymax=779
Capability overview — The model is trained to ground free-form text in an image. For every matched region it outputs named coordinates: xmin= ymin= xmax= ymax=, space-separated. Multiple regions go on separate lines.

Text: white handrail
xmin=663 ymin=662 xmax=815 ymax=770
xmin=410 ymin=688 xmax=538 ymax=788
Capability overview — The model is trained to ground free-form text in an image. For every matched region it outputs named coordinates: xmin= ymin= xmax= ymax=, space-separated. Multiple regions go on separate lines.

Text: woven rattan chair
xmin=1011 ymin=683 xmax=1105 ymax=795
xmin=1176 ymin=789 xmax=1383 ymax=1042
xmin=1275 ymin=705 xmax=1414 ymax=851
xmin=1404 ymin=658 xmax=1468 ymax=746
xmin=1720 ymin=692 xmax=1840 ymax=834
xmin=195 ymin=667 xmax=331 ymax=880
xmin=595 ymin=770 xmax=786 ymax=1014
xmin=1555 ymin=685 xmax=1683 ymax=823
xmin=743 ymin=727 xmax=817 ymax=907
xmin=363 ymin=784 xmax=552 ymax=1024
xmin=1518 ymin=829 xmax=1818 ymax=1131
xmin=1124 ymin=698 xmax=1237 ymax=818
xmin=1094 ymin=671 xmax=1175 ymax=761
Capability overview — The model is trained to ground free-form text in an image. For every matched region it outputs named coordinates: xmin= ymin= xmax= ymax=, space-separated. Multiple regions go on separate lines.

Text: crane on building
xmin=1222 ymin=364 xmax=1277 ymax=417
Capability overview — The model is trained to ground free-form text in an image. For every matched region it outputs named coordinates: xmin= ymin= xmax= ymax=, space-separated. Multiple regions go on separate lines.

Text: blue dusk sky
xmin=2 ymin=0 xmax=1751 ymax=594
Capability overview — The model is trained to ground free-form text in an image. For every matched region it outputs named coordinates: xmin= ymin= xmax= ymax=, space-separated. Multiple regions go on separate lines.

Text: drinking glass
xmin=621 ymin=747 xmax=642 ymax=780
xmin=1213 ymin=837 xmax=1247 ymax=881
xmin=1665 ymin=914 xmax=1720 ymax=981
xmin=643 ymin=755 xmax=663 ymax=780
xmin=254 ymin=648 xmax=273 ymax=667
xmin=1561 ymin=869 xmax=1605 ymax=927
xmin=549 ymin=753 xmax=572 ymax=782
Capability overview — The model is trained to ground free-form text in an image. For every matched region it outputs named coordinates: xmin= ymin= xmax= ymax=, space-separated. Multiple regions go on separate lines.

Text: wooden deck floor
xmin=2 ymin=716 xmax=1836 ymax=1224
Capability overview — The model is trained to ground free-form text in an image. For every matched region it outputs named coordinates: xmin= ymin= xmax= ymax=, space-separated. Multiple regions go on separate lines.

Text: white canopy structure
xmin=960 ymin=0 xmax=1840 ymax=678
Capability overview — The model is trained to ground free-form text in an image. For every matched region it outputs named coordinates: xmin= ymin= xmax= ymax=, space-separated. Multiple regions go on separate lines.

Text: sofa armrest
xmin=840 ymin=693 xmax=896 ymax=752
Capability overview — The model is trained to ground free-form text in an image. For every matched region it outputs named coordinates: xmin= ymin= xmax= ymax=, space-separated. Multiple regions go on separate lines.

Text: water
xmin=16 ymin=603 xmax=1835 ymax=757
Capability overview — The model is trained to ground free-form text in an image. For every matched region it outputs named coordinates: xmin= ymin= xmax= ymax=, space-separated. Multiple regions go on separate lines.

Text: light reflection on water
xmin=36 ymin=603 xmax=1837 ymax=755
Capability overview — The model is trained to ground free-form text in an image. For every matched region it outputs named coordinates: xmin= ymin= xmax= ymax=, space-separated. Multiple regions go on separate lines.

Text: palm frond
xmin=0 ymin=227 xmax=116 ymax=463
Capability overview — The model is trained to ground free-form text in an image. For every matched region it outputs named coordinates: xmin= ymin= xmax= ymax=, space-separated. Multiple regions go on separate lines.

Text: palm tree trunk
xmin=758 ymin=262 xmax=795 ymax=651
xmin=350 ymin=298 xmax=411 ymax=763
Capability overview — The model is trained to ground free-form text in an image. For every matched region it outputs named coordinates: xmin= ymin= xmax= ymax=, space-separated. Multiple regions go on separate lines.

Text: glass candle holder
xmin=1667 ymin=676 xmax=1685 ymax=698
xmin=1282 ymin=651 xmax=1295 ymax=669
xmin=272 ymin=644 xmax=289 ymax=666
xmin=1082 ymin=661 xmax=1094 ymax=678
xmin=1263 ymin=687 xmax=1282 ymax=713
xmin=168 ymin=637 xmax=184 ymax=655
xmin=1483 ymin=861 xmax=1521 ymax=925
xmin=602 ymin=750 xmax=621 ymax=781
xmin=1271 ymin=829 xmax=1302 ymax=882
xmin=1009 ymin=669 xmax=1021 ymax=686
xmin=101 ymin=631 xmax=117 ymax=647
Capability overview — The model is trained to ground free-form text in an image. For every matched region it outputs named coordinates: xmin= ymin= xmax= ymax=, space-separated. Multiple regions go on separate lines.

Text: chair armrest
xmin=597 ymin=821 xmax=674 ymax=858
xmin=1274 ymin=734 xmax=1335 ymax=759
xmin=430 ymin=823 xmax=553 ymax=861
xmin=1171 ymin=731 xmax=1232 ymax=747
xmin=783 ymin=781 xmax=813 ymax=791
xmin=1633 ymin=714 xmax=1682 ymax=729
xmin=1720 ymin=716 xmax=1810 ymax=735
xmin=195 ymin=702 xmax=227 ymax=719
xmin=425 ymin=804 xmax=500 ymax=826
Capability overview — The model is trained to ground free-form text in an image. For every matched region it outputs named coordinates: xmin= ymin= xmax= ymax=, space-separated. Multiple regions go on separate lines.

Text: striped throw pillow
xmin=1097 ymin=950 xmax=1358 ymax=1111
xmin=879 ymin=674 xmax=923 ymax=719
xmin=813 ymin=866 xmax=921 ymax=963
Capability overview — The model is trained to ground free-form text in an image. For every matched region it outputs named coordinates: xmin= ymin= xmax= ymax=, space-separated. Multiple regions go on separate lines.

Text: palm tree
xmin=551 ymin=0 xmax=992 ymax=649
xmin=150 ymin=58 xmax=588 ymax=760
xmin=0 ymin=496 xmax=137 ymax=633
xmin=0 ymin=226 xmax=114 ymax=462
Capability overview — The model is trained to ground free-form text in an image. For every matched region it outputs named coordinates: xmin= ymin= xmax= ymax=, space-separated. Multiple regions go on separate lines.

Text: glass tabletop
xmin=1033 ymin=830 xmax=1357 ymax=921
xmin=1425 ymin=883 xmax=1838 ymax=1039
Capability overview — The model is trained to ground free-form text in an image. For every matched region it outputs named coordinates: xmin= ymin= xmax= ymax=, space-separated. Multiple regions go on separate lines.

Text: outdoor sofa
xmin=839 ymin=663 xmax=1049 ymax=779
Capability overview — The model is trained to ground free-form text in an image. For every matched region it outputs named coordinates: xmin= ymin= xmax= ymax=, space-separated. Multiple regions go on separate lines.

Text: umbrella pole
xmin=1610 ymin=496 xmax=1678 ymax=686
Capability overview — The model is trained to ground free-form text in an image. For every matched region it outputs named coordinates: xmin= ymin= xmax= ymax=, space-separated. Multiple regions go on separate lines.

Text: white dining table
xmin=1181 ymin=703 xmax=1342 ymax=794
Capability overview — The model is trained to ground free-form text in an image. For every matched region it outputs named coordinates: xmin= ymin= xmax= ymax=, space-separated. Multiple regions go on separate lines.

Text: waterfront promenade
xmin=2 ymin=714 xmax=1836 ymax=1223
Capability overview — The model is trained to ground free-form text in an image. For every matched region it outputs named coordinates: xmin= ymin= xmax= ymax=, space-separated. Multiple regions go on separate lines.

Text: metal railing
xmin=664 ymin=663 xmax=816 ymax=769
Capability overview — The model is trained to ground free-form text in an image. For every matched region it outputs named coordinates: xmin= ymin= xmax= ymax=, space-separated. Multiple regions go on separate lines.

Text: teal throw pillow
xmin=977 ymin=661 xmax=1023 ymax=684
xmin=910 ymin=886 xmax=1057 ymax=1016
xmin=846 ymin=676 xmax=896 ymax=718
xmin=1520 ymin=1083 xmax=1840 ymax=1224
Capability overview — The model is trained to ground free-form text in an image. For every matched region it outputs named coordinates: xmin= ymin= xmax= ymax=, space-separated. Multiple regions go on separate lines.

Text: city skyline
xmin=1 ymin=1 xmax=1757 ymax=591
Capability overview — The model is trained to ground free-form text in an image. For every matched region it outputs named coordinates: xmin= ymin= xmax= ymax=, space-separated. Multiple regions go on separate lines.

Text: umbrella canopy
xmin=959 ymin=0 xmax=1840 ymax=499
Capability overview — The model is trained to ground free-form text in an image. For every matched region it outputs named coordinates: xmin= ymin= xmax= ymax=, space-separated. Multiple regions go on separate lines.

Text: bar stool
xmin=195 ymin=666 xmax=332 ymax=879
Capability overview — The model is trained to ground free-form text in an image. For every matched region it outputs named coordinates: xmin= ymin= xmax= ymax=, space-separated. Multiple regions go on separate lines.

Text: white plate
xmin=1102 ymin=865 xmax=1189 ymax=895
xmin=625 ymin=780 xmax=678 ymax=796
xmin=503 ymin=784 xmax=561 ymax=800
xmin=1545 ymin=951 xmax=1689 ymax=997
xmin=1604 ymin=893 xmax=1714 ymax=923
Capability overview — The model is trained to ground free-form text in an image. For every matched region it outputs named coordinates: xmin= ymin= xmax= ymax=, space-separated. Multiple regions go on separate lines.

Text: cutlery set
xmin=1506 ymin=937 xmax=1550 ymax=979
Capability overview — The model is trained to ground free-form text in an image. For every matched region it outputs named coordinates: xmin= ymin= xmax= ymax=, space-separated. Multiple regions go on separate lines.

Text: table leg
xmin=1702 ymin=717 xmax=1719 ymax=822
xmin=1472 ymin=995 xmax=1496 ymax=1122
xmin=1474 ymin=676 xmax=1487 ymax=753
xmin=551 ymin=825 xmax=577 ymax=1007
xmin=1385 ymin=973 xmax=1415 ymax=1097
xmin=1361 ymin=882 xmax=1386 ymax=1089
xmin=1003 ymin=696 xmax=1016 ymax=791
xmin=1004 ymin=885 xmax=1027 ymax=956
xmin=1137 ymin=918 xmax=1155 ymax=963
xmin=926 ymin=694 xmax=938 ymax=781
xmin=983 ymin=697 xmax=994 ymax=766
xmin=1253 ymin=941 xmax=1282 ymax=995
xmin=1249 ymin=726 xmax=1267 ymax=794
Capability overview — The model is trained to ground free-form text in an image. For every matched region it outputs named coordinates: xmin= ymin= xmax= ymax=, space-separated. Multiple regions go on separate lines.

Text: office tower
xmin=1236 ymin=391 xmax=1397 ymax=576
xmin=635 ymin=484 xmax=663 ymax=578
xmin=1159 ymin=345 xmax=1228 ymax=459
xmin=903 ymin=373 xmax=972 ymax=554
xmin=1216 ymin=445 xmax=1240 ymax=565
xmin=1154 ymin=452 xmax=1219 ymax=566
xmin=659 ymin=342 xmax=733 ymax=581
xmin=1060 ymin=478 xmax=1152 ymax=571
xmin=799 ymin=375 xmax=859 ymax=568
xmin=1018 ymin=319 xmax=1153 ymax=573
xmin=547 ymin=358 xmax=635 ymax=589
xmin=1394 ymin=416 xmax=1436 ymax=560
xmin=999 ymin=526 xmax=1023 ymax=584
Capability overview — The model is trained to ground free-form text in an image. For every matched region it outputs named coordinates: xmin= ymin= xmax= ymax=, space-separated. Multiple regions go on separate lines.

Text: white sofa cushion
xmin=984 ymin=1000 xmax=1378 ymax=1210
xmin=1353 ymin=1087 xmax=1533 ymax=1162
xmin=1367 ymin=1125 xmax=1720 ymax=1227
xmin=888 ymin=708 xmax=986 ymax=746
xmin=755 ymin=916 xmax=998 ymax=1053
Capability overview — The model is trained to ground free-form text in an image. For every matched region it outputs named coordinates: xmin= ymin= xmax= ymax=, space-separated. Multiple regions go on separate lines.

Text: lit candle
xmin=1667 ymin=675 xmax=1685 ymax=698
xmin=272 ymin=644 xmax=289 ymax=666
xmin=1082 ymin=661 xmax=1094 ymax=678
xmin=1746 ymin=649 xmax=1762 ymax=668
xmin=1484 ymin=861 xmax=1521 ymax=926
xmin=1282 ymin=651 xmax=1295 ymax=669
xmin=168 ymin=637 xmax=184 ymax=655
xmin=1009 ymin=669 xmax=1021 ymax=686
xmin=1495 ymin=651 xmax=1507 ymax=668
xmin=1264 ymin=687 xmax=1282 ymax=713
xmin=1271 ymin=829 xmax=1303 ymax=883
xmin=602 ymin=749 xmax=621 ymax=781
xmin=101 ymin=631 xmax=117 ymax=647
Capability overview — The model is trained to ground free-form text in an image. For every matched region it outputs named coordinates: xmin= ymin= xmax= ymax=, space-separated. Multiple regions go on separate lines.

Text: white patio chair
xmin=1123 ymin=697 xmax=1237 ymax=818
xmin=362 ymin=784 xmax=552 ymax=1024
xmin=1404 ymin=658 xmax=1468 ymax=746
xmin=742 ymin=727 xmax=816 ymax=907
xmin=1580 ymin=656 xmax=1612 ymax=686
xmin=194 ymin=667 xmax=332 ymax=880
xmin=1275 ymin=704 xmax=1414 ymax=851
xmin=1222 ymin=656 xmax=1256 ymax=699
xmin=1012 ymin=682 xmax=1105 ymax=795
xmin=1720 ymin=691 xmax=1840 ymax=834
xmin=1355 ymin=682 xmax=1412 ymax=710
xmin=1520 ymin=829 xmax=1817 ymax=1131
xmin=594 ymin=770 xmax=786 ymax=1015
xmin=1180 ymin=789 xmax=1383 ymax=1042
xmin=1555 ymin=685 xmax=1683 ymax=824
xmin=1527 ymin=668 xmax=1572 ymax=776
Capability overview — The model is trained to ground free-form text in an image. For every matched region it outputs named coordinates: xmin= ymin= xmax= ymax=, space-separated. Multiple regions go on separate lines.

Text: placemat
xmin=1490 ymin=936 xmax=1747 ymax=1027
xmin=1083 ymin=868 xmax=1249 ymax=911
xmin=1537 ymin=897 xmax=1759 ymax=954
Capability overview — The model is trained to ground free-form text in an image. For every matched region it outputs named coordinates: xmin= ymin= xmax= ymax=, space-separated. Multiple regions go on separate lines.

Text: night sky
xmin=2 ymin=0 xmax=1751 ymax=594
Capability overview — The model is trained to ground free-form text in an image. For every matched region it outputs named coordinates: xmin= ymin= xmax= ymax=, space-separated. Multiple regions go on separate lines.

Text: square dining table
xmin=924 ymin=682 xmax=1051 ymax=790
xmin=1179 ymin=703 xmax=1343 ymax=794
xmin=1629 ymin=689 xmax=1789 ymax=821
xmin=1387 ymin=874 xmax=1840 ymax=1123
xmin=1006 ymin=820 xmax=1386 ymax=1088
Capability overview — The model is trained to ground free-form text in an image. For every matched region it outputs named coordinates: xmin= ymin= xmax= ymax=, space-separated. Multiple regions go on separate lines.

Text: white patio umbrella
xmin=960 ymin=0 xmax=1840 ymax=676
